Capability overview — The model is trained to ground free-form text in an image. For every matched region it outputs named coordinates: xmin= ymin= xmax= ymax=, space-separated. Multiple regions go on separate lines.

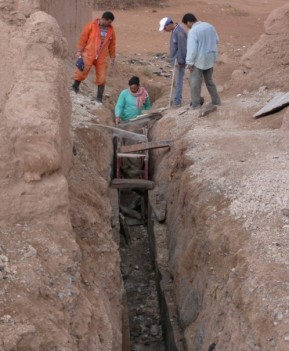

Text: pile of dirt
xmin=230 ymin=3 xmax=289 ymax=92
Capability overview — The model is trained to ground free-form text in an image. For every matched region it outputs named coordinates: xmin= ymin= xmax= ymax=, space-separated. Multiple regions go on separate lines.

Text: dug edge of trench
xmin=70 ymin=60 xmax=289 ymax=351
xmin=148 ymin=92 xmax=289 ymax=351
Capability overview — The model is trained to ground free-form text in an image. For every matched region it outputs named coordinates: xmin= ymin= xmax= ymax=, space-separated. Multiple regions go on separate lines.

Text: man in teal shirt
xmin=115 ymin=76 xmax=151 ymax=125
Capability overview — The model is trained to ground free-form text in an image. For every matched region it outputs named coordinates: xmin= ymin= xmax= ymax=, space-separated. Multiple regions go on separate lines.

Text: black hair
xmin=102 ymin=11 xmax=115 ymax=21
xmin=128 ymin=76 xmax=140 ymax=86
xmin=182 ymin=13 xmax=198 ymax=24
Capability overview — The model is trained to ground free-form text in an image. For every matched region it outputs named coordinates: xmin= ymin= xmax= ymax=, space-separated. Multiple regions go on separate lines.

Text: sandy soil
xmin=107 ymin=0 xmax=289 ymax=90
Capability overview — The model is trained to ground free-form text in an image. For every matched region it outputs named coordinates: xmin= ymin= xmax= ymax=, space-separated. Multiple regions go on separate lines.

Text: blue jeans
xmin=189 ymin=66 xmax=221 ymax=107
xmin=174 ymin=65 xmax=186 ymax=105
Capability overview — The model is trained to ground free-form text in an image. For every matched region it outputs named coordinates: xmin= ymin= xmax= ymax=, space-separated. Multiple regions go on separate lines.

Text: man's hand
xmin=115 ymin=117 xmax=120 ymax=126
xmin=186 ymin=64 xmax=194 ymax=72
xmin=76 ymin=50 xmax=82 ymax=58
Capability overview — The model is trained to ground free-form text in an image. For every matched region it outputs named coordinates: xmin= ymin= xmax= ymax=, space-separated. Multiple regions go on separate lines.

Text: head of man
xmin=100 ymin=11 xmax=115 ymax=26
xmin=128 ymin=76 xmax=140 ymax=94
xmin=159 ymin=17 xmax=174 ymax=32
xmin=182 ymin=13 xmax=198 ymax=29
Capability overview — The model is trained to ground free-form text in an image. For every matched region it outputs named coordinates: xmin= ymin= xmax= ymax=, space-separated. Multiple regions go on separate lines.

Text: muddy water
xmin=120 ymin=225 xmax=165 ymax=351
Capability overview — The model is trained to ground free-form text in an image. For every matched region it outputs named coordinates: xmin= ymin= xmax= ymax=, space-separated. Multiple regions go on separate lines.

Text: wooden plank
xmin=111 ymin=178 xmax=154 ymax=190
xmin=125 ymin=217 xmax=144 ymax=226
xmin=117 ymin=153 xmax=147 ymax=158
xmin=253 ymin=92 xmax=289 ymax=118
xmin=129 ymin=108 xmax=166 ymax=121
xmin=118 ymin=109 xmax=166 ymax=128
xmin=120 ymin=140 xmax=172 ymax=153
xmin=81 ymin=123 xmax=147 ymax=142
xmin=120 ymin=205 xmax=142 ymax=220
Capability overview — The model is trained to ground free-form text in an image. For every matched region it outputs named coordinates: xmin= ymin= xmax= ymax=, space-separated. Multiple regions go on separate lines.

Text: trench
xmin=70 ymin=81 xmax=185 ymax=350
xmin=114 ymin=124 xmax=185 ymax=350
xmin=117 ymin=187 xmax=184 ymax=351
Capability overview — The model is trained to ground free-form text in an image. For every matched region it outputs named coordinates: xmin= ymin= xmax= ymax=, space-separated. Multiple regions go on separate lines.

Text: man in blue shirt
xmin=159 ymin=17 xmax=187 ymax=107
xmin=183 ymin=13 xmax=221 ymax=109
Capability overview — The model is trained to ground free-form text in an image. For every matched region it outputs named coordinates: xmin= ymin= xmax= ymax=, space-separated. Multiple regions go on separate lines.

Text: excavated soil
xmin=2 ymin=0 xmax=289 ymax=350
xmin=72 ymin=2 xmax=289 ymax=350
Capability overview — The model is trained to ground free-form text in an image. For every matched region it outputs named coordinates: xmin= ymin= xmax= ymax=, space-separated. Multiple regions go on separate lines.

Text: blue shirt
xmin=170 ymin=24 xmax=187 ymax=66
xmin=186 ymin=21 xmax=219 ymax=70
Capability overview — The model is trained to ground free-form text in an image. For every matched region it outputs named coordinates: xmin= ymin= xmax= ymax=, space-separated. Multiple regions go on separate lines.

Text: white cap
xmin=159 ymin=17 xmax=173 ymax=31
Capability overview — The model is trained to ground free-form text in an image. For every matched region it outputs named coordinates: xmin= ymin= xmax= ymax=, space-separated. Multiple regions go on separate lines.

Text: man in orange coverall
xmin=72 ymin=11 xmax=116 ymax=103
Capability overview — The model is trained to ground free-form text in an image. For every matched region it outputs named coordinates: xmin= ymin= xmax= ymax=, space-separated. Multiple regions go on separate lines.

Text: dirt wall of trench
xmin=149 ymin=103 xmax=289 ymax=351
xmin=0 ymin=4 xmax=123 ymax=351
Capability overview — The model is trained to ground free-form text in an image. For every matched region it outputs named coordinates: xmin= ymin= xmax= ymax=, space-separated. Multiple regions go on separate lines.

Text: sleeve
xmin=143 ymin=96 xmax=151 ymax=111
xmin=177 ymin=30 xmax=187 ymax=65
xmin=115 ymin=90 xmax=126 ymax=118
xmin=109 ymin=28 xmax=116 ymax=58
xmin=77 ymin=23 xmax=92 ymax=51
xmin=215 ymin=28 xmax=219 ymax=45
xmin=186 ymin=29 xmax=198 ymax=66
xmin=170 ymin=32 xmax=178 ymax=66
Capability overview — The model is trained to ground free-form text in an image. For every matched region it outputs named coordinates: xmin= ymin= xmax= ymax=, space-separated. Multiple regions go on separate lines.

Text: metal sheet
xmin=253 ymin=92 xmax=289 ymax=118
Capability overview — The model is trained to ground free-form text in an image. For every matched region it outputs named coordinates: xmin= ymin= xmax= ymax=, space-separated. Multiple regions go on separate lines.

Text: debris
xmin=253 ymin=92 xmax=289 ymax=118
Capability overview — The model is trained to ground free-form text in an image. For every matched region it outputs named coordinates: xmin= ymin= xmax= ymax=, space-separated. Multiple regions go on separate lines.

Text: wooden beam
xmin=111 ymin=178 xmax=154 ymax=190
xmin=125 ymin=217 xmax=144 ymax=226
xmin=120 ymin=140 xmax=172 ymax=153
xmin=120 ymin=205 xmax=142 ymax=220
xmin=117 ymin=153 xmax=147 ymax=158
xmin=81 ymin=123 xmax=147 ymax=142
xmin=117 ymin=109 xmax=166 ymax=129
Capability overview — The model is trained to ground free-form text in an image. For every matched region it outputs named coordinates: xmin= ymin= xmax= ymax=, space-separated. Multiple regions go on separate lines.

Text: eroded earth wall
xmin=16 ymin=0 xmax=93 ymax=53
xmin=0 ymin=3 xmax=122 ymax=351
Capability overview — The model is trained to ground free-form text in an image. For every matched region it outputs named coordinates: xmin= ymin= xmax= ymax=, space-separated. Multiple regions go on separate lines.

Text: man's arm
xmin=109 ymin=28 xmax=116 ymax=59
xmin=170 ymin=31 xmax=178 ymax=66
xmin=143 ymin=96 xmax=151 ymax=111
xmin=186 ymin=29 xmax=198 ymax=66
xmin=115 ymin=90 xmax=126 ymax=123
xmin=77 ymin=22 xmax=92 ymax=53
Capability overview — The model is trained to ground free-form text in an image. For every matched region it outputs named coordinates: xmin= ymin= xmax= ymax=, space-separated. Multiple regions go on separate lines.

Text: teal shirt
xmin=115 ymin=89 xmax=151 ymax=121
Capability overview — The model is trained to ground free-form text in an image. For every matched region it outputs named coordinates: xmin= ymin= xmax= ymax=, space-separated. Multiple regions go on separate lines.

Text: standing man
xmin=182 ymin=13 xmax=221 ymax=109
xmin=72 ymin=11 xmax=116 ymax=104
xmin=159 ymin=17 xmax=187 ymax=107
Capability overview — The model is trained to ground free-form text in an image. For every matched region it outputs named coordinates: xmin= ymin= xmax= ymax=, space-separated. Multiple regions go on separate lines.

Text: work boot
xmin=96 ymin=85 xmax=105 ymax=103
xmin=72 ymin=80 xmax=81 ymax=93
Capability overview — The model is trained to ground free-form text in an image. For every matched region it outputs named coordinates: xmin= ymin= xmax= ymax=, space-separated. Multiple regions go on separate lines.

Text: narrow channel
xmin=120 ymin=201 xmax=166 ymax=351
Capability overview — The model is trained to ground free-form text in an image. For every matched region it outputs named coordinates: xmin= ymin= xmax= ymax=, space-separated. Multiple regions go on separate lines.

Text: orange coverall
xmin=74 ymin=19 xmax=116 ymax=86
